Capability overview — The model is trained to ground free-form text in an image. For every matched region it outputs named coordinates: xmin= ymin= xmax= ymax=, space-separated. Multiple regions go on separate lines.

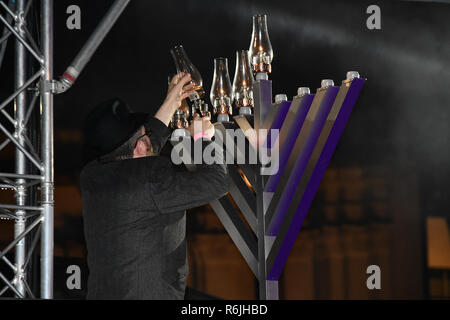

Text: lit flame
xmin=237 ymin=167 xmax=254 ymax=192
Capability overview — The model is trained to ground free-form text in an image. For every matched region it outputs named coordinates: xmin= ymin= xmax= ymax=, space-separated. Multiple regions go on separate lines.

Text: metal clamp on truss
xmin=51 ymin=71 xmax=76 ymax=94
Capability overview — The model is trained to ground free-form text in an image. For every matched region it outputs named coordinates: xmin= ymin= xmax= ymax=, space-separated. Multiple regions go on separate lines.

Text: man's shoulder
xmin=80 ymin=160 xmax=99 ymax=182
xmin=80 ymin=156 xmax=174 ymax=182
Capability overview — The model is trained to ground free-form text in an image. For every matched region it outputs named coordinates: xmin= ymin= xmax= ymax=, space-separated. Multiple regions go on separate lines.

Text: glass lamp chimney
xmin=170 ymin=45 xmax=210 ymax=118
xmin=248 ymin=14 xmax=273 ymax=80
xmin=232 ymin=50 xmax=254 ymax=115
xmin=210 ymin=58 xmax=233 ymax=122
xmin=170 ymin=45 xmax=203 ymax=92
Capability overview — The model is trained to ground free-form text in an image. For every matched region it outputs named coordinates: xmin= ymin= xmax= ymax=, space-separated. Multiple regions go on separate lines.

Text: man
xmin=80 ymin=73 xmax=229 ymax=299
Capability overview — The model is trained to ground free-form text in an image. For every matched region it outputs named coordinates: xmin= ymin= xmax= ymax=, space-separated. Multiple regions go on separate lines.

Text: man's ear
xmin=133 ymin=139 xmax=147 ymax=158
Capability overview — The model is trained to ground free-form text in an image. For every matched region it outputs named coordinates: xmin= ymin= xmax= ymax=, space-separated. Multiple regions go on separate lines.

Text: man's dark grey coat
xmin=80 ymin=118 xmax=228 ymax=299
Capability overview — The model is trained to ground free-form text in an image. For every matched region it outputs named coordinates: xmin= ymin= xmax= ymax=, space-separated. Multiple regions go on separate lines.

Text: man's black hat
xmin=83 ymin=98 xmax=148 ymax=161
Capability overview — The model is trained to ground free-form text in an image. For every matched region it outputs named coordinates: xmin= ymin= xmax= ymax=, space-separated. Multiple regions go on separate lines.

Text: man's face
xmin=133 ymin=126 xmax=153 ymax=158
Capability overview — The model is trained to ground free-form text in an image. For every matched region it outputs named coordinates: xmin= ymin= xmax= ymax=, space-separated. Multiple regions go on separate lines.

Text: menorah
xmin=176 ymin=72 xmax=365 ymax=299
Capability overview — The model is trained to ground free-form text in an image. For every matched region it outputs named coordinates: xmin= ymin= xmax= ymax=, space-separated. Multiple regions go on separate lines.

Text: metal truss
xmin=177 ymin=74 xmax=365 ymax=299
xmin=0 ymin=0 xmax=130 ymax=299
xmin=0 ymin=0 xmax=53 ymax=299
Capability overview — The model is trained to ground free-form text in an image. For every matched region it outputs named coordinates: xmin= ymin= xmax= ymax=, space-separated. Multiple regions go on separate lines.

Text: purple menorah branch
xmin=264 ymin=86 xmax=340 ymax=235
xmin=267 ymin=77 xmax=366 ymax=280
xmin=261 ymin=100 xmax=291 ymax=151
xmin=264 ymin=94 xmax=315 ymax=191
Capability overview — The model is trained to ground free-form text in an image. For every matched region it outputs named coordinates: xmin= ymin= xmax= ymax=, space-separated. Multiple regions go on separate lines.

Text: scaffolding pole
xmin=40 ymin=0 xmax=54 ymax=299
xmin=0 ymin=0 xmax=130 ymax=299
xmin=14 ymin=0 xmax=28 ymax=298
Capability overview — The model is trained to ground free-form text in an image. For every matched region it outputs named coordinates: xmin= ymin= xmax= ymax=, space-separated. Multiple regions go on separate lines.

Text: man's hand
xmin=164 ymin=73 xmax=196 ymax=112
xmin=154 ymin=73 xmax=196 ymax=126
xmin=188 ymin=113 xmax=215 ymax=139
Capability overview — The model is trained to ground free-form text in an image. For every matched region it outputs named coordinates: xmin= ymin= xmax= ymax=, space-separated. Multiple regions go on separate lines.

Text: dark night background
xmin=0 ymin=0 xmax=449 ymax=299
xmin=54 ymin=0 xmax=450 ymax=195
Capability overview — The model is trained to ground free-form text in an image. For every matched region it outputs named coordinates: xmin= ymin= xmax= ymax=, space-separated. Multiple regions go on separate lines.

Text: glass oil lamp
xmin=232 ymin=50 xmax=254 ymax=115
xmin=170 ymin=45 xmax=210 ymax=118
xmin=210 ymin=58 xmax=233 ymax=122
xmin=167 ymin=75 xmax=190 ymax=137
xmin=248 ymin=14 xmax=273 ymax=81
